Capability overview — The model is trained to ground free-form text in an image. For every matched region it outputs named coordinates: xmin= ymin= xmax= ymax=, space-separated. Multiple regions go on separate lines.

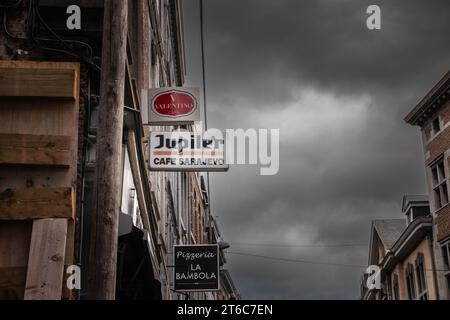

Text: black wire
xmin=230 ymin=242 xmax=368 ymax=248
xmin=199 ymin=0 xmax=214 ymax=235
xmin=29 ymin=0 xmax=100 ymax=72
xmin=226 ymin=251 xmax=450 ymax=272
xmin=0 ymin=0 xmax=23 ymax=9
xmin=200 ymin=0 xmax=208 ymax=131
xmin=33 ymin=1 xmax=94 ymax=58
xmin=34 ymin=36 xmax=93 ymax=59
xmin=226 ymin=251 xmax=367 ymax=269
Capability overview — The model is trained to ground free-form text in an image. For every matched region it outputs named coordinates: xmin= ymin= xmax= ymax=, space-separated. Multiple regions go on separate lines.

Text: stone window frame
xmin=415 ymin=253 xmax=428 ymax=300
xmin=405 ymin=263 xmax=417 ymax=300
xmin=431 ymin=115 xmax=442 ymax=137
xmin=431 ymin=158 xmax=449 ymax=210
xmin=441 ymin=241 xmax=450 ymax=296
xmin=392 ymin=274 xmax=400 ymax=300
xmin=442 ymin=241 xmax=450 ymax=270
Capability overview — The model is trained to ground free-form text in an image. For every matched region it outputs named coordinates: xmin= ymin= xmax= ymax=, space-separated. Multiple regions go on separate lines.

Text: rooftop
xmin=402 ymin=194 xmax=429 ymax=212
xmin=373 ymin=219 xmax=407 ymax=249
xmin=404 ymin=70 xmax=450 ymax=126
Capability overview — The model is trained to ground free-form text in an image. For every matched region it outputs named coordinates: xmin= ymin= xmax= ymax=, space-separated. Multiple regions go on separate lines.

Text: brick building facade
xmin=405 ymin=71 xmax=450 ymax=299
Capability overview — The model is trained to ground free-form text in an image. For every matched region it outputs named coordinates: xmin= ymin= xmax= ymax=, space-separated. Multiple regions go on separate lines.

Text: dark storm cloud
xmin=183 ymin=0 xmax=450 ymax=299
xmin=200 ymin=0 xmax=450 ymax=107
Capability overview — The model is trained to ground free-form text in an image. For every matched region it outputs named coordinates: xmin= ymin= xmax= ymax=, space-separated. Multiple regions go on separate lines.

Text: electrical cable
xmin=226 ymin=251 xmax=450 ymax=272
xmin=0 ymin=0 xmax=23 ymax=9
xmin=28 ymin=0 xmax=100 ymax=72
xmin=230 ymin=242 xmax=369 ymax=248
xmin=200 ymin=0 xmax=208 ymax=132
xmin=34 ymin=36 xmax=93 ymax=59
xmin=199 ymin=0 xmax=214 ymax=235
xmin=226 ymin=251 xmax=367 ymax=269
xmin=33 ymin=0 xmax=93 ymax=58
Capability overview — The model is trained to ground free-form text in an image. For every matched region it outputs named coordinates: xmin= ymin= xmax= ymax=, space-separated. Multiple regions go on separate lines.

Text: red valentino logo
xmin=152 ymin=90 xmax=198 ymax=118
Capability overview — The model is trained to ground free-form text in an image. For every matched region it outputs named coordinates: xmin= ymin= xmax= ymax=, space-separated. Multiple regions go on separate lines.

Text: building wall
xmin=420 ymin=99 xmax=450 ymax=299
xmin=147 ymin=0 xmax=215 ymax=300
xmin=388 ymin=238 xmax=438 ymax=300
xmin=191 ymin=173 xmax=207 ymax=244
xmin=422 ymin=101 xmax=450 ymax=238
xmin=377 ymin=239 xmax=387 ymax=265
xmin=422 ymin=101 xmax=450 ymax=166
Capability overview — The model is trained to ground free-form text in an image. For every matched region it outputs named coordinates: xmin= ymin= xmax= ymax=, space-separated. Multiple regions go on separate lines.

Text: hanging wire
xmin=199 ymin=0 xmax=213 ymax=228
xmin=226 ymin=251 xmax=450 ymax=272
xmin=200 ymin=0 xmax=208 ymax=131
xmin=230 ymin=242 xmax=369 ymax=248
xmin=226 ymin=251 xmax=367 ymax=269
xmin=26 ymin=0 xmax=100 ymax=72
xmin=0 ymin=0 xmax=23 ymax=9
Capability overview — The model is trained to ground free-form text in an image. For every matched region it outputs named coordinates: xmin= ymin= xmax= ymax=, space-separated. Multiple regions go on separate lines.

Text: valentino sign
xmin=142 ymin=87 xmax=200 ymax=124
xmin=174 ymin=244 xmax=220 ymax=292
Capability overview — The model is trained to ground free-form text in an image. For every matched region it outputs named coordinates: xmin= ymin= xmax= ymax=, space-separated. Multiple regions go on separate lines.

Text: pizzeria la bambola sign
xmin=142 ymin=87 xmax=200 ymax=125
xmin=174 ymin=244 xmax=220 ymax=292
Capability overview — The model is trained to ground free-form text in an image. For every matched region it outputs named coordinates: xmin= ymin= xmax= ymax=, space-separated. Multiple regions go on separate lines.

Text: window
xmin=442 ymin=242 xmax=450 ymax=295
xmin=405 ymin=263 xmax=416 ymax=300
xmin=432 ymin=117 xmax=441 ymax=135
xmin=431 ymin=159 xmax=449 ymax=210
xmin=392 ymin=274 xmax=400 ymax=300
xmin=443 ymin=242 xmax=450 ymax=270
xmin=415 ymin=253 xmax=428 ymax=300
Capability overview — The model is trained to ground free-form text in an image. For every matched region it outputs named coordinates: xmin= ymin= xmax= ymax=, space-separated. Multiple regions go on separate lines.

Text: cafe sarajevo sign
xmin=174 ymin=244 xmax=220 ymax=292
xmin=142 ymin=87 xmax=200 ymax=125
xmin=149 ymin=131 xmax=228 ymax=172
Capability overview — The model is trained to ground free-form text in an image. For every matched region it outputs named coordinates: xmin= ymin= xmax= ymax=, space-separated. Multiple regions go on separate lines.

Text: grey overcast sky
xmin=182 ymin=0 xmax=450 ymax=299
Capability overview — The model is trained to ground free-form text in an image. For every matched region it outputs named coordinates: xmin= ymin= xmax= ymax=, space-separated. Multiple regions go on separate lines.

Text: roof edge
xmin=404 ymin=71 xmax=450 ymax=126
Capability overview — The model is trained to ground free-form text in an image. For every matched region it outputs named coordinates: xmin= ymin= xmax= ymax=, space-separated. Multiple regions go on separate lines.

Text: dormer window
xmin=402 ymin=195 xmax=431 ymax=225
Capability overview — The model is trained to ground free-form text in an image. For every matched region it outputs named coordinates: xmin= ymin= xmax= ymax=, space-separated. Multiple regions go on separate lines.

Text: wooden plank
xmin=0 ymin=221 xmax=32 ymax=267
xmin=0 ymin=267 xmax=27 ymax=300
xmin=0 ymin=68 xmax=76 ymax=99
xmin=61 ymin=267 xmax=72 ymax=300
xmin=62 ymin=220 xmax=75 ymax=300
xmin=0 ymin=62 xmax=80 ymax=191
xmin=0 ymin=60 xmax=80 ymax=299
xmin=0 ymin=97 xmax=79 ymax=190
xmin=0 ymin=133 xmax=71 ymax=167
xmin=0 ymin=267 xmax=27 ymax=287
xmin=0 ymin=221 xmax=32 ymax=300
xmin=0 ymin=187 xmax=75 ymax=220
xmin=24 ymin=219 xmax=67 ymax=300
